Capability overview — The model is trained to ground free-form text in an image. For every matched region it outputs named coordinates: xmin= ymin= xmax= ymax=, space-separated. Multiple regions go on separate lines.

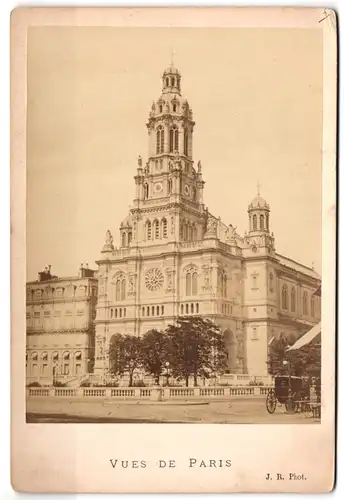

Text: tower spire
xmin=170 ymin=48 xmax=176 ymax=67
xmin=257 ymin=180 xmax=261 ymax=196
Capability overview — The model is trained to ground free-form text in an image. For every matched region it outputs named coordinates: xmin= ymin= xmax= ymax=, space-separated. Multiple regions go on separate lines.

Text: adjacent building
xmin=26 ymin=265 xmax=98 ymax=385
xmin=93 ymin=63 xmax=321 ymax=380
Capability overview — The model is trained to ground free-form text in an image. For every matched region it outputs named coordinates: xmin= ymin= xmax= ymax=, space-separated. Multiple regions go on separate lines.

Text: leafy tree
xmin=165 ymin=316 xmax=228 ymax=387
xmin=141 ymin=329 xmax=168 ymax=385
xmin=267 ymin=336 xmax=290 ymax=376
xmin=108 ymin=333 xmax=142 ymax=387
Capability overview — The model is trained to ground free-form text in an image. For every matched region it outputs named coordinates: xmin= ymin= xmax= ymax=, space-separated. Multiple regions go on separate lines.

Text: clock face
xmin=184 ymin=184 xmax=190 ymax=196
xmin=154 ymin=183 xmax=162 ymax=194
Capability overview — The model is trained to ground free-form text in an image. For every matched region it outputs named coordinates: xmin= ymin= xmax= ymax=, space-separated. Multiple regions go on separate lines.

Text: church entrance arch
xmin=223 ymin=329 xmax=237 ymax=373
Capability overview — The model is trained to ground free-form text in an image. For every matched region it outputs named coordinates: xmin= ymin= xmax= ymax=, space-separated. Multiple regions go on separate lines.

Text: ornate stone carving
xmin=128 ymin=276 xmax=135 ymax=296
xmin=103 ymin=229 xmax=114 ymax=252
xmin=144 ymin=268 xmax=164 ymax=292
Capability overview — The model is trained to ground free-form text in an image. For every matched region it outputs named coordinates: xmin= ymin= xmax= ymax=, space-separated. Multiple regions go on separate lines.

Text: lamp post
xmin=283 ymin=352 xmax=294 ymax=414
xmin=165 ymin=361 xmax=170 ymax=387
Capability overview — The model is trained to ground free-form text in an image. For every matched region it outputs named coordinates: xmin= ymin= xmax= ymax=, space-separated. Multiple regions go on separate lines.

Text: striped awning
xmin=286 ymin=323 xmax=321 ymax=351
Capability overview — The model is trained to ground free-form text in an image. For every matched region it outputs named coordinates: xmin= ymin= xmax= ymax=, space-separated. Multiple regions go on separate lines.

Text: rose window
xmin=145 ymin=268 xmax=164 ymax=291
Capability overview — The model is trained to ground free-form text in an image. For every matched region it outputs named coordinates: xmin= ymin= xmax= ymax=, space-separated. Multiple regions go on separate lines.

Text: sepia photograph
xmin=24 ymin=24 xmax=324 ymax=425
xmin=11 ymin=6 xmax=336 ymax=494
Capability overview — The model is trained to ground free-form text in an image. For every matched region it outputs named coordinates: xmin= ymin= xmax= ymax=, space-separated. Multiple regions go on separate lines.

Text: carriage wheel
xmin=266 ymin=390 xmax=277 ymax=414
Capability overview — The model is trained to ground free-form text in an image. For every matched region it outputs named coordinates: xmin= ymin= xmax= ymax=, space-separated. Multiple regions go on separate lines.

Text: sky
xmin=26 ymin=27 xmax=322 ymax=281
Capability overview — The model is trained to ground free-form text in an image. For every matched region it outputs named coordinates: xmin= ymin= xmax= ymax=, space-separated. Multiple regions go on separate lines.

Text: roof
xmin=276 ymin=253 xmax=321 ymax=280
xmin=163 ymin=65 xmax=180 ymax=76
xmin=286 ymin=322 xmax=321 ymax=351
xmin=120 ymin=215 xmax=132 ymax=228
xmin=248 ymin=195 xmax=270 ymax=210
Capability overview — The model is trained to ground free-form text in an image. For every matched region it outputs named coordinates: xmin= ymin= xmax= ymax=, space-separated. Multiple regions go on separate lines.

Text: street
xmin=26 ymin=397 xmax=320 ymax=424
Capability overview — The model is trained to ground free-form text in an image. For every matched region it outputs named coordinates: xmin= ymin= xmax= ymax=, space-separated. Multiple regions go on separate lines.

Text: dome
xmin=248 ymin=195 xmax=270 ymax=210
xmin=120 ymin=215 xmax=132 ymax=228
xmin=163 ymin=65 xmax=180 ymax=76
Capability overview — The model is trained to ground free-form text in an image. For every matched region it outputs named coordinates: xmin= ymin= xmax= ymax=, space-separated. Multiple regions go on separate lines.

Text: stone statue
xmin=105 ymin=230 xmax=113 ymax=246
xmin=144 ymin=163 xmax=149 ymax=176
xmin=227 ymin=224 xmax=237 ymax=240
xmin=197 ymin=160 xmax=202 ymax=173
xmin=138 ymin=155 xmax=142 ymax=167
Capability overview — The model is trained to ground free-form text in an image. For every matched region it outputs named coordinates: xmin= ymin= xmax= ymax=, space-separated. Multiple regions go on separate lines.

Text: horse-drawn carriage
xmin=266 ymin=375 xmax=320 ymax=417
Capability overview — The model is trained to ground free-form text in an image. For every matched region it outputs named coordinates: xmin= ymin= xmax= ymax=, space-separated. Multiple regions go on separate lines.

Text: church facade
xmin=93 ymin=64 xmax=321 ymax=379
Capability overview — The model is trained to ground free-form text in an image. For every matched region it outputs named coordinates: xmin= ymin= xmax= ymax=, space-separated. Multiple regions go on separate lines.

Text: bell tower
xmin=145 ymin=63 xmax=196 ymax=188
xmin=126 ymin=62 xmax=206 ymax=247
xmin=244 ymin=185 xmax=275 ymax=254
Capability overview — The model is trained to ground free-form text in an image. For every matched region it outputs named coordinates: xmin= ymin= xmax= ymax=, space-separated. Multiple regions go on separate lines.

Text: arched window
xmin=116 ymin=280 xmax=121 ymax=301
xmin=186 ymin=304 xmax=189 ymax=314
xmin=152 ymin=306 xmax=155 ymax=316
xmin=110 ymin=308 xmax=113 ymax=318
xmin=191 ymin=303 xmax=194 ymax=314
xmin=119 ymin=308 xmax=122 ymax=318
xmin=184 ymin=129 xmax=188 ymax=156
xmin=252 ymin=214 xmax=257 ymax=230
xmin=223 ymin=275 xmax=227 ymax=298
xmin=186 ymin=273 xmax=191 ymax=296
xmin=173 ymin=104 xmax=177 ymax=112
xmin=260 ymin=214 xmax=265 ymax=230
xmin=157 ymin=306 xmax=160 ymax=316
xmin=186 ymin=271 xmax=198 ymax=296
xmin=282 ymin=285 xmax=288 ymax=310
xmin=162 ymin=218 xmax=168 ymax=238
xmin=115 ymin=308 xmax=118 ymax=318
xmin=63 ymin=352 xmax=70 ymax=375
xmin=266 ymin=214 xmax=270 ymax=232
xmin=291 ymin=287 xmax=296 ymax=312
xmin=161 ymin=305 xmax=164 ymax=315
xmin=192 ymin=272 xmax=198 ymax=295
xmin=142 ymin=307 xmax=145 ymax=316
xmin=169 ymin=126 xmax=179 ymax=153
xmin=171 ymin=77 xmax=175 ymax=87
xmin=144 ymin=183 xmax=149 ymax=199
xmin=311 ymin=296 xmax=315 ymax=317
xmin=146 ymin=220 xmax=152 ymax=240
xmin=154 ymin=219 xmax=160 ymax=239
xmin=166 ymin=78 xmax=169 ymax=87
xmin=147 ymin=307 xmax=150 ymax=317
xmin=121 ymin=232 xmax=126 ymax=247
xmin=120 ymin=280 xmax=126 ymax=301
xmin=181 ymin=304 xmax=184 ymax=315
xmin=303 ymin=292 xmax=308 ymax=315
xmin=168 ymin=178 xmax=172 ymax=194
xmin=156 ymin=126 xmax=164 ymax=153
xmin=128 ymin=232 xmax=132 ymax=245
xmin=159 ymin=104 xmax=163 ymax=113
xmin=193 ymin=226 xmax=197 ymax=240
xmin=196 ymin=303 xmax=199 ymax=313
